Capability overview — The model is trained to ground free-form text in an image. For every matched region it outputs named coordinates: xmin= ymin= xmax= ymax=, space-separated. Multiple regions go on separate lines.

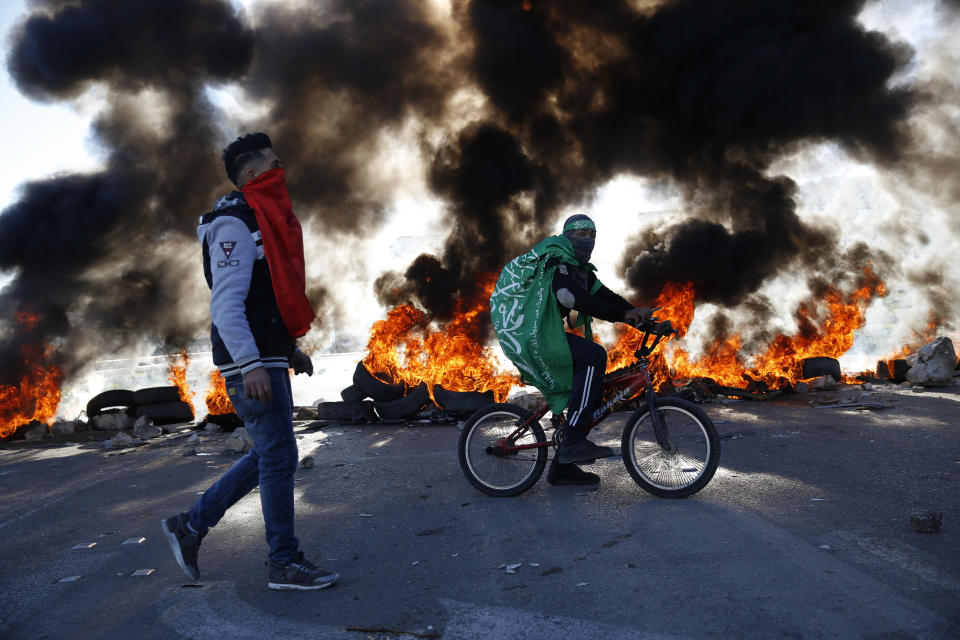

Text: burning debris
xmin=0 ymin=0 xmax=957 ymax=427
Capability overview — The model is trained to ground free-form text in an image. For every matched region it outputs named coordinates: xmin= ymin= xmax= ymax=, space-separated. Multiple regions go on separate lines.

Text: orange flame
xmin=205 ymin=370 xmax=234 ymax=415
xmin=608 ymin=267 xmax=887 ymax=388
xmin=0 ymin=313 xmax=63 ymax=438
xmin=363 ymin=276 xmax=518 ymax=402
xmin=167 ymin=349 xmax=195 ymax=405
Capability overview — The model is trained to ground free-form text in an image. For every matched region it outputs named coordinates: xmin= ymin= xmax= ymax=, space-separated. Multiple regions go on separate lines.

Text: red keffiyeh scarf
xmin=240 ymin=167 xmax=315 ymax=338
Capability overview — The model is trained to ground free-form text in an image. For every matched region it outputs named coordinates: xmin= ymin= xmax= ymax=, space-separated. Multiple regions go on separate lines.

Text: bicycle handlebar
xmin=624 ymin=308 xmax=676 ymax=337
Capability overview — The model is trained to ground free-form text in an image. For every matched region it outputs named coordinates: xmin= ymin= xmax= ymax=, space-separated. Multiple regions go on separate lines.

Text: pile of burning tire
xmin=315 ymin=362 xmax=494 ymax=425
xmin=86 ymin=386 xmax=194 ymax=425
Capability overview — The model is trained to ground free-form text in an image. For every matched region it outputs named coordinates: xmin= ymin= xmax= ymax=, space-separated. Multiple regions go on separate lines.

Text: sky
xmin=1 ymin=0 xmax=958 ymax=414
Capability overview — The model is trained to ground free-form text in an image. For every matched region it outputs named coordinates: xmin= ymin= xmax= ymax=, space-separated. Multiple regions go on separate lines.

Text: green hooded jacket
xmin=490 ymin=235 xmax=603 ymax=413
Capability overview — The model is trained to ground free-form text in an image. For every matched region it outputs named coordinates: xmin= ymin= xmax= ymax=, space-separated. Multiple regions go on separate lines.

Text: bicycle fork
xmin=646 ymin=387 xmax=671 ymax=451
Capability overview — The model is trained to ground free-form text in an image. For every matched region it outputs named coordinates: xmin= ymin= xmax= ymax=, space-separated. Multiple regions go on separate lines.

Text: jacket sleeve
xmin=205 ymin=216 xmax=262 ymax=373
xmin=552 ymin=263 xmax=630 ymax=324
xmin=591 ymin=278 xmax=634 ymax=314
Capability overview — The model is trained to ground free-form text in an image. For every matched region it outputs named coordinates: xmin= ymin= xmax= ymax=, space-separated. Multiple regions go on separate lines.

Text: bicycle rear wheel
xmin=458 ymin=403 xmax=548 ymax=497
xmin=621 ymin=397 xmax=720 ymax=498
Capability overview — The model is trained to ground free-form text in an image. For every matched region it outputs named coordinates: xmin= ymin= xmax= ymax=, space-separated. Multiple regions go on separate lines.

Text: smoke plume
xmin=1 ymin=0 xmax=956 ymax=401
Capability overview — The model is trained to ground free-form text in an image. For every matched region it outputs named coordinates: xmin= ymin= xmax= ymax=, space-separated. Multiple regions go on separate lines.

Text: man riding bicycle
xmin=490 ymin=214 xmax=652 ymax=486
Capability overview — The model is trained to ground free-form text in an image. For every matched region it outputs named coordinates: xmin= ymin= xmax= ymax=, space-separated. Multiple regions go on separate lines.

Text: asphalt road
xmin=1 ymin=382 xmax=958 ymax=639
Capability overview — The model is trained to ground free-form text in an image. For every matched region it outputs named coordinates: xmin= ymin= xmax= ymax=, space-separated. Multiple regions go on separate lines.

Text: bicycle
xmin=458 ymin=315 xmax=720 ymax=498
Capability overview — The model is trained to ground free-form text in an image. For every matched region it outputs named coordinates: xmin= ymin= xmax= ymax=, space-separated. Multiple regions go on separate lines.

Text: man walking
xmin=162 ymin=133 xmax=338 ymax=590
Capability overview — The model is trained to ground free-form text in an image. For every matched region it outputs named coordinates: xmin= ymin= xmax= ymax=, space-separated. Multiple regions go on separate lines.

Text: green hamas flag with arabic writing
xmin=490 ymin=235 xmax=601 ymax=413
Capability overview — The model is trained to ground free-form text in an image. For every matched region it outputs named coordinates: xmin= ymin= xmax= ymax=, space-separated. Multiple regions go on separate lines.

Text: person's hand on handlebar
xmin=624 ymin=306 xmax=655 ymax=326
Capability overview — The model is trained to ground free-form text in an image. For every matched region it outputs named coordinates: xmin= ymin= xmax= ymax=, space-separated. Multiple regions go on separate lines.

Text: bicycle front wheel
xmin=458 ymin=403 xmax=548 ymax=497
xmin=621 ymin=397 xmax=720 ymax=498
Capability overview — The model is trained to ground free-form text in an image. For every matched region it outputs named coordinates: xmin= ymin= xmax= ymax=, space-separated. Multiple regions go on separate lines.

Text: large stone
xmin=24 ymin=422 xmax=49 ymax=441
xmin=51 ymin=420 xmax=79 ymax=435
xmin=132 ymin=416 xmax=162 ymax=440
xmin=105 ymin=431 xmax=135 ymax=449
xmin=905 ymin=336 xmax=957 ymax=387
xmin=508 ymin=391 xmax=546 ymax=411
xmin=93 ymin=412 xmax=133 ymax=431
xmin=807 ymin=375 xmax=838 ymax=391
xmin=224 ymin=427 xmax=254 ymax=453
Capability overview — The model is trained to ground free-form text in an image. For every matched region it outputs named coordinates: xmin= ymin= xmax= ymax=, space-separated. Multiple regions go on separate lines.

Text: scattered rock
xmin=507 ymin=391 xmax=545 ymax=412
xmin=807 ymin=375 xmax=838 ymax=391
xmin=24 ymin=422 xmax=49 ymax=441
xmin=183 ymin=448 xmax=198 ymax=457
xmin=132 ymin=416 xmax=162 ymax=440
xmin=905 ymin=336 xmax=957 ymax=387
xmin=294 ymin=407 xmax=317 ymax=420
xmin=186 ymin=433 xmax=200 ymax=445
xmin=92 ymin=411 xmax=133 ymax=431
xmin=105 ymin=432 xmax=135 ymax=449
xmin=51 ymin=420 xmax=80 ymax=435
xmin=204 ymin=422 xmax=224 ymax=435
xmin=299 ymin=455 xmax=315 ymax=469
xmin=910 ymin=510 xmax=942 ymax=533
xmin=224 ymin=427 xmax=254 ymax=453
xmin=911 ymin=386 xmax=924 ymax=393
xmin=861 ymin=383 xmax=873 ymax=391
xmin=792 ymin=381 xmax=810 ymax=393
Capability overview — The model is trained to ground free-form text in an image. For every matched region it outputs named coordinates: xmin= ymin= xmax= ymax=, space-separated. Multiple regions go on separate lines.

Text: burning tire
xmin=352 ymin=362 xmax=405 ymax=402
xmin=134 ymin=386 xmax=183 ymax=405
xmin=801 ymin=357 xmax=841 ymax=381
xmin=135 ymin=401 xmax=194 ymax=425
xmin=201 ymin=412 xmax=243 ymax=431
xmin=340 ymin=385 xmax=364 ymax=402
xmin=876 ymin=358 xmax=909 ymax=382
xmin=433 ymin=385 xmax=494 ymax=415
xmin=86 ymin=389 xmax=136 ymax=417
xmin=374 ymin=382 xmax=429 ymax=421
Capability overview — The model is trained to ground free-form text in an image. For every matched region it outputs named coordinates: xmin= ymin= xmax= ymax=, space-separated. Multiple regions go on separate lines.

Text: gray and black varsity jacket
xmin=198 ymin=192 xmax=296 ymax=379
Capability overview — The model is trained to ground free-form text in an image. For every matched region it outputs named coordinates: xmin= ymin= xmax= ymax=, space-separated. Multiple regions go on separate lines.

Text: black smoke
xmin=2 ymin=0 xmax=254 ymax=385
xmin=379 ymin=0 xmax=916 ymax=329
xmin=0 ymin=0 xmax=936 ymax=396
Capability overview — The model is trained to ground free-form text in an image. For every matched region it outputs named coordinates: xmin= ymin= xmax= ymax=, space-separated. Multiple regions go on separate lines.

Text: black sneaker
xmin=268 ymin=551 xmax=339 ymax=591
xmin=161 ymin=513 xmax=201 ymax=580
xmin=547 ymin=460 xmax=601 ymax=485
xmin=557 ymin=438 xmax=614 ymax=465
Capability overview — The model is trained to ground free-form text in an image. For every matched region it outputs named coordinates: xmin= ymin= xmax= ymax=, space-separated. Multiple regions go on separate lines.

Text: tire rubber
xmin=458 ymin=403 xmax=547 ymax=497
xmin=340 ymin=385 xmax=365 ymax=402
xmin=801 ymin=357 xmax=842 ymax=381
xmin=352 ymin=362 xmax=405 ymax=402
xmin=135 ymin=401 xmax=195 ymax=425
xmin=133 ymin=386 xmax=183 ymax=405
xmin=374 ymin=382 xmax=429 ymax=420
xmin=621 ymin=397 xmax=720 ymax=498
xmin=434 ymin=385 xmax=495 ymax=414
xmin=86 ymin=389 xmax=136 ymax=417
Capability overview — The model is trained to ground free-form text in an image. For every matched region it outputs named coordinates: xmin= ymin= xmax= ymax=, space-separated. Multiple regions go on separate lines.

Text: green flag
xmin=490 ymin=235 xmax=602 ymax=413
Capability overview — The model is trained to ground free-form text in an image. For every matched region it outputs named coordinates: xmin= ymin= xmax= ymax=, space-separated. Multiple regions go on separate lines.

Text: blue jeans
xmin=187 ymin=367 xmax=300 ymax=566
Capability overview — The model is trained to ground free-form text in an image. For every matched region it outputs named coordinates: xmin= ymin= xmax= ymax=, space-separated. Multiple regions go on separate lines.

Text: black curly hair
xmin=222 ymin=132 xmax=272 ymax=185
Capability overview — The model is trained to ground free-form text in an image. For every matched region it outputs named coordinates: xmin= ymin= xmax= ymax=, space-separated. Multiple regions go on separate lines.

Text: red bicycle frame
xmin=494 ymin=321 xmax=673 ymax=455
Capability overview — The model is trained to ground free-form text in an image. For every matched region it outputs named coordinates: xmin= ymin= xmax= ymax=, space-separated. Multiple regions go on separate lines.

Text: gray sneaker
xmin=268 ymin=551 xmax=339 ymax=591
xmin=161 ymin=513 xmax=201 ymax=580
